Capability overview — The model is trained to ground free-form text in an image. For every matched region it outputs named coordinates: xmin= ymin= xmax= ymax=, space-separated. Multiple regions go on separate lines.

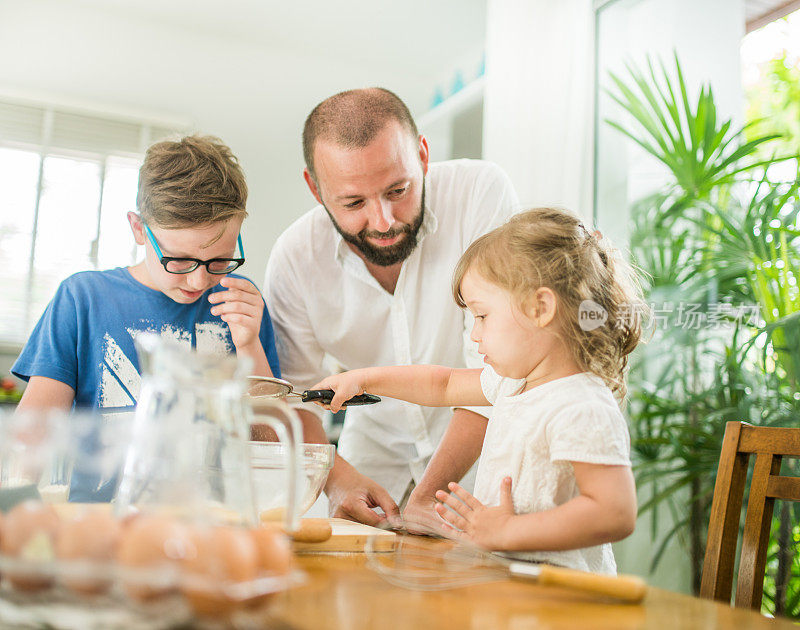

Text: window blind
xmin=0 ymin=95 xmax=189 ymax=346
xmin=0 ymin=101 xmax=45 ymax=146
xmin=0 ymin=97 xmax=184 ymax=155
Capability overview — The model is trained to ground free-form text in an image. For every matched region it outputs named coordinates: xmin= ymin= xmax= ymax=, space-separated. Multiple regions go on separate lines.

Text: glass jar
xmin=114 ymin=333 xmax=303 ymax=531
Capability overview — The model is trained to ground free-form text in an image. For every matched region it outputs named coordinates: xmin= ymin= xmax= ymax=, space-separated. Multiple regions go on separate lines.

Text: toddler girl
xmin=312 ymin=207 xmax=645 ymax=575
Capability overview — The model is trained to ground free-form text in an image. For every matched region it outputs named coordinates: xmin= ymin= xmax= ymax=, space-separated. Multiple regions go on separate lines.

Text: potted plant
xmin=606 ymin=54 xmax=800 ymax=617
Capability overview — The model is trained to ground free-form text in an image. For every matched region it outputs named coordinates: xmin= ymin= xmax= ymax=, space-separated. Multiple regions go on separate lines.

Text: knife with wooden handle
xmin=507 ymin=563 xmax=648 ymax=603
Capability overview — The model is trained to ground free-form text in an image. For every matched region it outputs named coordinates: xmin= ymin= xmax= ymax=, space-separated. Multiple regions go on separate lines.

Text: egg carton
xmin=0 ymin=552 xmax=306 ymax=628
xmin=0 ymin=582 xmax=188 ymax=630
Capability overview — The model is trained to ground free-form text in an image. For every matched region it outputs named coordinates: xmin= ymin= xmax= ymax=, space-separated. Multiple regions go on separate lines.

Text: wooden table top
xmin=268 ymin=545 xmax=795 ymax=630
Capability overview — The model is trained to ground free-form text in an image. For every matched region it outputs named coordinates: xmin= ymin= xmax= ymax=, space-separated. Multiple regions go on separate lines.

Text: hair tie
xmin=578 ymin=223 xmax=608 ymax=266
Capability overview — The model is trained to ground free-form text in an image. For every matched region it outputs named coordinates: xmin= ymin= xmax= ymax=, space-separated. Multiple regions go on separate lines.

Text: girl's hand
xmin=208 ymin=277 xmax=264 ymax=352
xmin=434 ymin=477 xmax=515 ymax=550
xmin=310 ymin=370 xmax=369 ymax=413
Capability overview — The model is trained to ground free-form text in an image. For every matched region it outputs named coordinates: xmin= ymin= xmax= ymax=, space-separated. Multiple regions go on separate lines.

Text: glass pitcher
xmin=114 ymin=333 xmax=303 ymax=532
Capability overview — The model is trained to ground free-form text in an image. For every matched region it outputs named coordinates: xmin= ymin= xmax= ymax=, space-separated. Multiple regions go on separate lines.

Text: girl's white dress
xmin=473 ymin=366 xmax=631 ymax=574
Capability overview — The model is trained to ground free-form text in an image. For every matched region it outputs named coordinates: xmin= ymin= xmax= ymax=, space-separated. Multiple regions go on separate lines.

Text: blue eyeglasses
xmin=144 ymin=224 xmax=245 ymax=275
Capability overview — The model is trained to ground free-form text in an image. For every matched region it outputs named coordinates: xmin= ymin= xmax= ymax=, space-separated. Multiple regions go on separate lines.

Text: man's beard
xmin=325 ymin=183 xmax=426 ymax=267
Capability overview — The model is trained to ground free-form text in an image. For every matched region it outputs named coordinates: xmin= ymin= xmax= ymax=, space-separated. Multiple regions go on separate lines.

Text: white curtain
xmin=483 ymin=0 xmax=596 ymax=221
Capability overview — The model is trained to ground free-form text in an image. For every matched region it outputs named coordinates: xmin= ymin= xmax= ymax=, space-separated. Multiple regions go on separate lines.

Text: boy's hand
xmin=434 ymin=478 xmax=515 ymax=549
xmin=310 ymin=370 xmax=369 ymax=413
xmin=208 ymin=277 xmax=264 ymax=351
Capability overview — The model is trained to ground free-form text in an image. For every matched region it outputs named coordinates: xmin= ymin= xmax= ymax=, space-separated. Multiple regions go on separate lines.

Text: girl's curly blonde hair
xmin=452 ymin=207 xmax=646 ymax=400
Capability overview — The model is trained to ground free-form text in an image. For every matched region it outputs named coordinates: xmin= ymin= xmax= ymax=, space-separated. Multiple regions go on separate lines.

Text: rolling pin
xmin=261 ymin=517 xmax=333 ymax=543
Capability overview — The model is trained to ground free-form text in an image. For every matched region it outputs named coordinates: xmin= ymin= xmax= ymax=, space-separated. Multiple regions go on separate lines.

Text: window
xmin=0 ymin=98 xmax=187 ymax=345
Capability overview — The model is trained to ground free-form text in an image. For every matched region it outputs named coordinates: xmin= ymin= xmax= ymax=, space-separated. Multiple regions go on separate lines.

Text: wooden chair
xmin=700 ymin=421 xmax=800 ymax=609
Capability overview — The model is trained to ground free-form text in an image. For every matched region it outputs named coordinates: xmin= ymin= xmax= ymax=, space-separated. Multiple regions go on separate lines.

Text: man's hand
xmin=326 ymin=459 xmax=401 ymax=528
xmin=434 ymin=477 xmax=515 ymax=549
xmin=400 ymin=495 xmax=449 ymax=536
xmin=208 ymin=276 xmax=264 ymax=351
xmin=397 ymin=408 xmax=487 ymax=535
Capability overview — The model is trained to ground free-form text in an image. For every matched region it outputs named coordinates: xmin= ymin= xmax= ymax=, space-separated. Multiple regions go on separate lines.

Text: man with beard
xmin=264 ymin=88 xmax=519 ymax=529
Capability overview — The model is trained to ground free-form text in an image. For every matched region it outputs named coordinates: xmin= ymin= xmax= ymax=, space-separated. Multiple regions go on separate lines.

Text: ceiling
xmin=68 ymin=0 xmax=800 ymax=55
xmin=745 ymin=0 xmax=800 ymax=31
xmin=68 ymin=0 xmax=488 ymax=76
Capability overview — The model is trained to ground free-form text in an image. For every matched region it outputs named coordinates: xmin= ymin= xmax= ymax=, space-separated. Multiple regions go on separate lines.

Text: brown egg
xmin=244 ymin=525 xmax=294 ymax=609
xmin=56 ymin=509 xmax=122 ymax=595
xmin=180 ymin=525 xmax=259 ymax=618
xmin=116 ymin=514 xmax=189 ymax=601
xmin=1 ymin=501 xmax=60 ymax=591
xmin=250 ymin=526 xmax=292 ymax=576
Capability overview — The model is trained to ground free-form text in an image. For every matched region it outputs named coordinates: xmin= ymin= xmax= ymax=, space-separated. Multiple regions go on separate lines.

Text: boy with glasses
xmin=13 ymin=135 xmax=280 ymax=413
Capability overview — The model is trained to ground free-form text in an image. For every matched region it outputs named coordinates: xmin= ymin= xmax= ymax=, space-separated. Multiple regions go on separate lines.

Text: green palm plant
xmin=764 ymin=512 xmax=800 ymax=618
xmin=606 ymin=53 xmax=800 ymax=615
xmin=745 ymin=51 xmax=800 ymax=160
xmin=606 ymin=53 xmax=781 ymax=216
xmin=695 ymin=175 xmax=800 ymax=387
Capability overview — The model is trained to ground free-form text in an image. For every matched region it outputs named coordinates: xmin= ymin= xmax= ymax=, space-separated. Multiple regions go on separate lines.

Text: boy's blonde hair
xmin=136 ymin=135 xmax=248 ymax=229
xmin=452 ymin=208 xmax=645 ymax=399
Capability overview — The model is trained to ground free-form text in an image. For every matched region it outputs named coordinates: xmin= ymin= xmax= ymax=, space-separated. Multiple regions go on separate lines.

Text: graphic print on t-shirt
xmin=99 ymin=334 xmax=139 ymax=407
xmin=98 ymin=322 xmax=233 ymax=409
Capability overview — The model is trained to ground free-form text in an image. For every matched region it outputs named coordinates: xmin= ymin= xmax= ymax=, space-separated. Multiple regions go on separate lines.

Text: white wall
xmin=0 ymin=0 xmax=486 ymax=295
xmin=1 ymin=1 xmax=753 ymax=591
xmin=595 ymin=0 xmax=746 ymax=245
xmin=483 ymin=0 xmax=596 ymax=219
xmin=483 ymin=0 xmax=747 ymax=593
xmin=483 ymin=0 xmax=746 ymax=237
xmin=594 ymin=0 xmax=746 ymax=593
xmin=597 ymin=0 xmax=744 ymax=592
xmin=0 ymin=0 xmax=487 ymax=383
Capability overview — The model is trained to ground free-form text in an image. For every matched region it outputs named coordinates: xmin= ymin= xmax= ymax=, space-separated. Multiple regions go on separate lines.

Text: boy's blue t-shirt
xmin=13 ymin=267 xmax=281 ymax=502
xmin=12 ymin=267 xmax=281 ymax=411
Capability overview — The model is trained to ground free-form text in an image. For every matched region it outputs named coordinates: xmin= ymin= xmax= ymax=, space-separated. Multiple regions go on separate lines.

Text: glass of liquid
xmin=0 ymin=409 xmax=128 ymax=507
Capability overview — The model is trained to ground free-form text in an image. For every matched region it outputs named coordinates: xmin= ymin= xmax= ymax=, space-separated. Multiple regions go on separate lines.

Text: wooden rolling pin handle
xmin=263 ymin=518 xmax=333 ymax=543
xmin=291 ymin=518 xmax=333 ymax=543
xmin=536 ymin=565 xmax=647 ymax=603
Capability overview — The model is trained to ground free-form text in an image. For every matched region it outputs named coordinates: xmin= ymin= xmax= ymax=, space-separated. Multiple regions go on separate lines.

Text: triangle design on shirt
xmin=98 ymin=323 xmax=235 ymax=409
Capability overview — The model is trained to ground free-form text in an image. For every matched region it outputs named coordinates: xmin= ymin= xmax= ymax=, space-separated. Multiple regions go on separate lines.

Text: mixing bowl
xmin=249 ymin=442 xmax=335 ymax=519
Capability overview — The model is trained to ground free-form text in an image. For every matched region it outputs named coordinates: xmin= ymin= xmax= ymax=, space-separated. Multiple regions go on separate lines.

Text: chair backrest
xmin=700 ymin=421 xmax=800 ymax=609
